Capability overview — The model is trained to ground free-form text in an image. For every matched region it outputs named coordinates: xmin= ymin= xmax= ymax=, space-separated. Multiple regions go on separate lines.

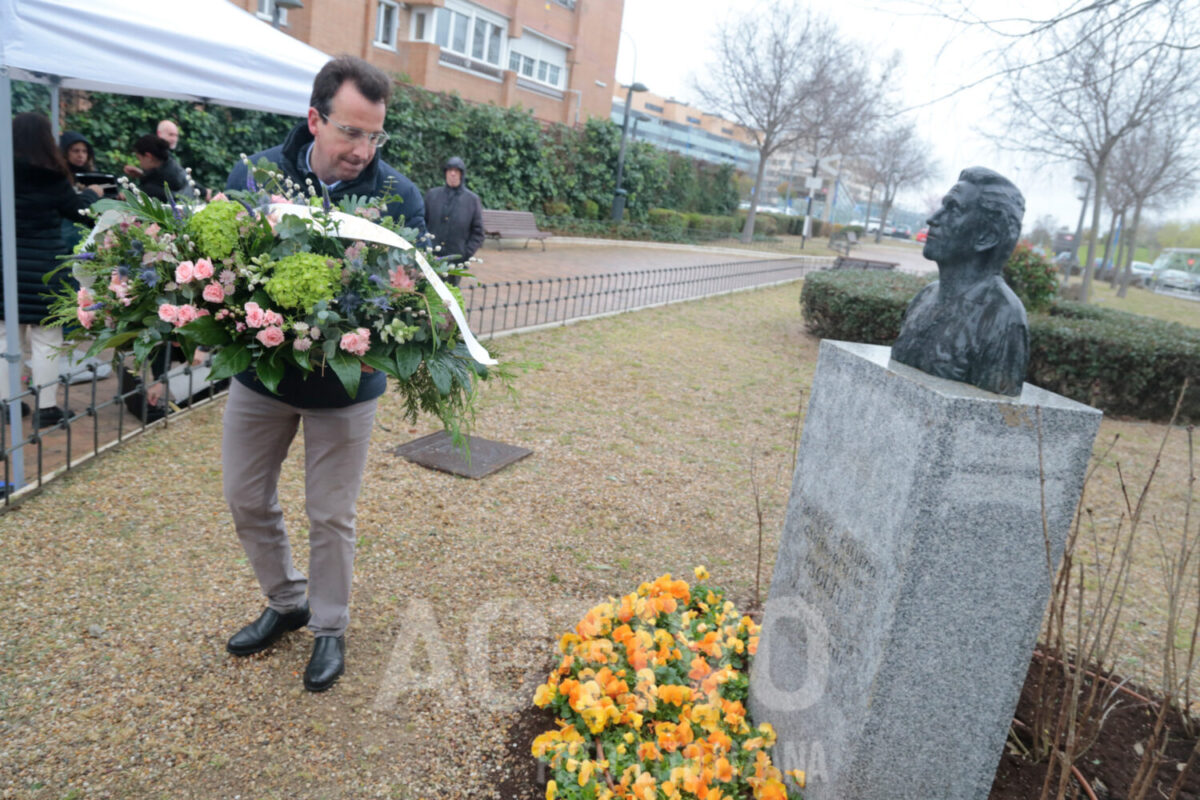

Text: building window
xmin=414 ymin=1 xmax=504 ymax=66
xmin=256 ymin=0 xmax=288 ymax=25
xmin=721 ymin=127 xmax=734 ymax=134
xmin=509 ymin=31 xmax=569 ymax=90
xmin=644 ymin=103 xmax=664 ymax=113
xmin=375 ymin=0 xmax=399 ymax=48
xmin=687 ymin=116 xmax=702 ymax=124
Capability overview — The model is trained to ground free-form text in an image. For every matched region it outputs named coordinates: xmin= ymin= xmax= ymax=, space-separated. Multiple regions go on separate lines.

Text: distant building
xmin=237 ymin=0 xmax=623 ymax=126
xmin=611 ymin=86 xmax=759 ymax=173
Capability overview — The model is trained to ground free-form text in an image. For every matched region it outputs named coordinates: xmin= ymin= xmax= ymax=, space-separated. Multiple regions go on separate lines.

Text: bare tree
xmin=994 ymin=0 xmax=1200 ymax=301
xmin=1108 ymin=114 xmax=1200 ymax=296
xmin=694 ymin=3 xmax=888 ymax=243
xmin=859 ymin=122 xmax=938 ymax=243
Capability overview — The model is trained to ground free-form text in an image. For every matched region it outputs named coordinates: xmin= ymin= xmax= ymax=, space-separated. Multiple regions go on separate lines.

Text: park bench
xmin=831 ymin=256 xmax=898 ymax=271
xmin=829 ymin=230 xmax=858 ymax=257
xmin=481 ymin=210 xmax=552 ymax=250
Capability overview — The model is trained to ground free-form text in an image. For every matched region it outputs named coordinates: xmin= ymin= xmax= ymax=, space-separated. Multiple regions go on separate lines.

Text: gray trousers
xmin=222 ymin=380 xmax=377 ymax=636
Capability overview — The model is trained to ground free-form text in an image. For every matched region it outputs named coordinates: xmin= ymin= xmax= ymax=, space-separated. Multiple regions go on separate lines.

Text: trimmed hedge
xmin=800 ymin=270 xmax=1200 ymax=422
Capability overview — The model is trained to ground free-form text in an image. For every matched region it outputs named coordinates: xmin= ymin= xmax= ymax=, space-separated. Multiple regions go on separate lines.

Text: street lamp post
xmin=271 ymin=0 xmax=303 ymax=30
xmin=1070 ymin=174 xmax=1091 ymax=280
xmin=611 ymin=82 xmax=647 ymax=222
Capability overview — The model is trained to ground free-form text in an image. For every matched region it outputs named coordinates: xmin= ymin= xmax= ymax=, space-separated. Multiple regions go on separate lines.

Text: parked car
xmin=1129 ymin=260 xmax=1154 ymax=281
xmin=915 ymin=227 xmax=928 ymax=243
xmin=1150 ymin=249 xmax=1200 ymax=292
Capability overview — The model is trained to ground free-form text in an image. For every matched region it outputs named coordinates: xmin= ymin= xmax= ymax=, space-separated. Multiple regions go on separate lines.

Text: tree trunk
xmin=1108 ymin=208 xmax=1126 ymax=289
xmin=742 ymin=153 xmax=771 ymax=244
xmin=1102 ymin=206 xmax=1119 ymax=287
xmin=1080 ymin=164 xmax=1106 ymax=303
xmin=1116 ymin=202 xmax=1144 ymax=299
xmin=875 ymin=200 xmax=893 ymax=244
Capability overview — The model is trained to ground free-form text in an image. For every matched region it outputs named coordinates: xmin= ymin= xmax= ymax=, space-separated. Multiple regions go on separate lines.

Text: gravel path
xmin=0 ymin=282 xmax=1192 ymax=799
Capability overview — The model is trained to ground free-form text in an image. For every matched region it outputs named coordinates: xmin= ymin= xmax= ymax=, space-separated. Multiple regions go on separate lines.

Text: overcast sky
xmin=615 ymin=0 xmax=1200 ymax=231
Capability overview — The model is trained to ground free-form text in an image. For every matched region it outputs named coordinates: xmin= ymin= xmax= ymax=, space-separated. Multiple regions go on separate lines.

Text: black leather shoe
xmin=226 ymin=604 xmax=310 ymax=656
xmin=303 ymin=635 xmax=345 ymax=692
xmin=33 ymin=406 xmax=72 ymax=429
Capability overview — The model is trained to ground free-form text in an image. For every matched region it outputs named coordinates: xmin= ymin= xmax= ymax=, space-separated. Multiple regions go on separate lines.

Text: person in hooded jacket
xmin=59 ymin=130 xmax=96 ymax=174
xmin=3 ymin=113 xmax=102 ymax=427
xmin=423 ymin=156 xmax=484 ymax=287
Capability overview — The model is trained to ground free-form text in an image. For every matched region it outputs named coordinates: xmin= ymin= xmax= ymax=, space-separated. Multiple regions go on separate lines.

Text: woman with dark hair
xmin=2 ymin=112 xmax=102 ymax=428
xmin=131 ymin=134 xmax=191 ymax=202
xmin=59 ymin=130 xmax=95 ymax=174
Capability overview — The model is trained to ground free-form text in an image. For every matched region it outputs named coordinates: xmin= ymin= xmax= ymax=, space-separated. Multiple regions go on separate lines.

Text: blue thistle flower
xmin=139 ymin=268 xmax=159 ymax=288
xmin=84 ymin=303 xmax=104 ymax=311
xmin=117 ymin=264 xmax=131 ymax=278
xmin=74 ymin=252 xmax=96 ymax=261
xmin=246 ymin=172 xmax=258 ymax=192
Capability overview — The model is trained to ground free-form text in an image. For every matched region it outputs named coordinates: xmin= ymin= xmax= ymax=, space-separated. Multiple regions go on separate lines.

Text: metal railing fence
xmin=0 ymin=255 xmax=830 ymax=506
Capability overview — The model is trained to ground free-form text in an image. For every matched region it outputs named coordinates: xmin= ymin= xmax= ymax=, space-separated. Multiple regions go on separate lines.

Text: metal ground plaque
xmin=393 ymin=431 xmax=532 ymax=479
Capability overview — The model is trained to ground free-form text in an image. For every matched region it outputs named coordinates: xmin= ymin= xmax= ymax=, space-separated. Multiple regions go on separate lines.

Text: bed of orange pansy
xmin=532 ymin=567 xmax=805 ymax=800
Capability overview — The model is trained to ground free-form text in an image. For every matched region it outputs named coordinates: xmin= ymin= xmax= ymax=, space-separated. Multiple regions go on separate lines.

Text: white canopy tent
xmin=0 ymin=0 xmax=331 ymax=487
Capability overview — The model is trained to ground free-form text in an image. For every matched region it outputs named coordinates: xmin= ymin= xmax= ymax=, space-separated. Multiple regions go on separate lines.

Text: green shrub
xmin=647 ymin=207 xmax=686 ymax=231
xmin=686 ymin=212 xmax=712 ymax=231
xmin=737 ymin=212 xmax=778 ymax=236
xmin=543 ymin=200 xmax=572 ymax=217
xmin=799 ymin=271 xmax=1200 ymax=422
xmin=801 ymin=270 xmax=931 ymax=344
xmin=1030 ymin=303 xmax=1200 ymax=421
xmin=577 ymin=198 xmax=600 ymax=220
xmin=1004 ymin=243 xmax=1058 ymax=313
xmin=713 ymin=216 xmax=737 ymax=235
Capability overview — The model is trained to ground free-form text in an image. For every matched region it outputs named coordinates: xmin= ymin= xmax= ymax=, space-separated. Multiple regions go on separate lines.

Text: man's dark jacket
xmin=140 ymin=156 xmax=192 ymax=203
xmin=423 ymin=157 xmax=484 ymax=264
xmin=223 ymin=123 xmax=427 ymax=409
xmin=2 ymin=160 xmax=95 ymax=323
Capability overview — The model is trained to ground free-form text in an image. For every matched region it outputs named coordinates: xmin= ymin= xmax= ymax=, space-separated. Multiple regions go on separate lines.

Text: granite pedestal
xmin=748 ymin=340 xmax=1101 ymax=799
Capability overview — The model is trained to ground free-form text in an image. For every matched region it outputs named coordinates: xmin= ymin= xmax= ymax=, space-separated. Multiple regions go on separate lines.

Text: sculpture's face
xmin=923 ymin=181 xmax=982 ymax=264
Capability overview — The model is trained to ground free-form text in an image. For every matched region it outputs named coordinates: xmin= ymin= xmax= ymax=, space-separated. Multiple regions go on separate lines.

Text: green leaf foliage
xmin=15 ymin=79 xmax=736 ymax=221
xmin=800 ymin=270 xmax=1200 ymax=422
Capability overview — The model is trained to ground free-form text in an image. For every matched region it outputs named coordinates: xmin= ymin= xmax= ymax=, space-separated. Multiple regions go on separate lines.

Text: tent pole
xmin=0 ymin=70 xmax=26 ymax=491
xmin=49 ymin=79 xmax=61 ymax=138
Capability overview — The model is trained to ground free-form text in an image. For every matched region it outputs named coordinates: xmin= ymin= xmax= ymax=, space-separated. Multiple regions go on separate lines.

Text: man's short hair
xmin=310 ymin=56 xmax=392 ymax=117
xmin=958 ymin=166 xmax=1025 ymax=272
xmin=134 ymin=134 xmax=170 ymax=162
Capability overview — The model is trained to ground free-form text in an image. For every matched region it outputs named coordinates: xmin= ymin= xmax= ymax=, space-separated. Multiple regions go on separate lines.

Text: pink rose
xmin=157 ymin=303 xmax=179 ymax=324
xmin=175 ymin=304 xmax=199 ymax=326
xmin=339 ymin=327 xmax=371 ymax=357
xmin=76 ymin=307 xmax=96 ymax=328
xmin=202 ymin=282 xmax=225 ymax=303
xmin=293 ymin=337 xmax=312 ymax=352
xmin=77 ymin=287 xmax=94 ymax=308
xmin=235 ymin=322 xmax=246 ymax=332
xmin=264 ymin=310 xmax=284 ymax=327
xmin=210 ymin=192 xmax=228 ymax=203
xmin=389 ymin=268 xmax=415 ymax=291
xmin=193 ymin=258 xmax=214 ymax=281
xmin=145 ymin=223 xmax=161 ymax=237
xmin=175 ymin=260 xmax=195 ymax=284
xmin=256 ymin=326 xmax=285 ymax=347
xmin=215 ymin=309 xmax=231 ymax=320
xmin=244 ymin=301 xmax=266 ymax=328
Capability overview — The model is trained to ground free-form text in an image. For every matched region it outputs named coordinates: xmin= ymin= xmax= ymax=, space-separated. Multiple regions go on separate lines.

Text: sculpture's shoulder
xmin=974 ymin=275 xmax=1028 ymax=331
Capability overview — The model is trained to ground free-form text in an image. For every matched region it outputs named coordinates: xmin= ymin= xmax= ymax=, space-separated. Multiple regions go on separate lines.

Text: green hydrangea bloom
xmin=187 ymin=201 xmax=243 ymax=260
xmin=265 ymin=252 xmax=341 ymax=313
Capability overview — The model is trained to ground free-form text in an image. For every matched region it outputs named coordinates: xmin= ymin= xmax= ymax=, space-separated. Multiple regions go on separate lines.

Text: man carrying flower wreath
xmin=221 ymin=56 xmax=425 ymax=692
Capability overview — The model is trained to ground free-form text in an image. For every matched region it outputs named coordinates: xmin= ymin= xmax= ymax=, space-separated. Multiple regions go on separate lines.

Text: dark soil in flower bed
xmin=990 ymin=653 xmax=1200 ymax=800
xmin=496 ymin=649 xmax=1200 ymax=800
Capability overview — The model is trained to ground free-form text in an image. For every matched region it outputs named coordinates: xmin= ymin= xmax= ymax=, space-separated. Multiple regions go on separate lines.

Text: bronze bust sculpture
xmin=891 ymin=167 xmax=1029 ymax=396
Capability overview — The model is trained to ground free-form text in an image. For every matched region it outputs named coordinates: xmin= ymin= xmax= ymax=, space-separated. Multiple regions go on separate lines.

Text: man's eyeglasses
xmin=317 ymin=111 xmax=390 ymax=147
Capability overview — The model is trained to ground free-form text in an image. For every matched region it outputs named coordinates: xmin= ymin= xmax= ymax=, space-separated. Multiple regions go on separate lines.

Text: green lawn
xmin=1071 ymin=279 xmax=1200 ymax=328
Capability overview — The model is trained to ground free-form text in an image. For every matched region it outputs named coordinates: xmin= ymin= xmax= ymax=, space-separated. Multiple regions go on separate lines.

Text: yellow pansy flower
xmin=545 ymin=779 xmax=557 ymax=800
xmin=694 ymin=565 xmax=709 ymax=581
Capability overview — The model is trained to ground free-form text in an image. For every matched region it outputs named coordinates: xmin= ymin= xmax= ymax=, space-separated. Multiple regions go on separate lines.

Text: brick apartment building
xmin=234 ymin=0 xmax=623 ymax=126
